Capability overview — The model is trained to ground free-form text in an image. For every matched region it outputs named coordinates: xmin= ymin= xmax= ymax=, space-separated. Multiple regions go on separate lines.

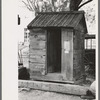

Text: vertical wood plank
xmin=61 ymin=28 xmax=73 ymax=81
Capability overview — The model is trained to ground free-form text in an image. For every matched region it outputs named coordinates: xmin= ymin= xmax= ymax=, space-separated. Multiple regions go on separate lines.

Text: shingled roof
xmin=27 ymin=11 xmax=87 ymax=32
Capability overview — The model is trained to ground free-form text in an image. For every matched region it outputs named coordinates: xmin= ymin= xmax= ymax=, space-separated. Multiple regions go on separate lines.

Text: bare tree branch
xmin=75 ymin=0 xmax=83 ymax=7
xmin=22 ymin=0 xmax=34 ymax=11
xmin=78 ymin=0 xmax=93 ymax=9
xmin=29 ymin=0 xmax=36 ymax=11
xmin=27 ymin=0 xmax=34 ymax=10
xmin=22 ymin=1 xmax=28 ymax=7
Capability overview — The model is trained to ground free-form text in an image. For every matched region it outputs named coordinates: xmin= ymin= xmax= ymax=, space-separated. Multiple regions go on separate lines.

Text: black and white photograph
xmin=2 ymin=0 xmax=98 ymax=100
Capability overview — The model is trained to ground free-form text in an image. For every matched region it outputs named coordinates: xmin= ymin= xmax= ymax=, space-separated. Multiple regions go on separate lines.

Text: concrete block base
xmin=18 ymin=80 xmax=89 ymax=96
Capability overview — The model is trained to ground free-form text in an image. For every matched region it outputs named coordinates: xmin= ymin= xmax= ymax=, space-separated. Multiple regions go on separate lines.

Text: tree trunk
xmin=70 ymin=0 xmax=82 ymax=11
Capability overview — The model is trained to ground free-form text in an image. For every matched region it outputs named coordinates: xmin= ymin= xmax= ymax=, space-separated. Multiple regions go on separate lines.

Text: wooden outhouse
xmin=27 ymin=11 xmax=87 ymax=83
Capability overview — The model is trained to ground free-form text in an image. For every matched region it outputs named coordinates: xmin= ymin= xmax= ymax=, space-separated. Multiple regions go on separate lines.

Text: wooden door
xmin=61 ymin=28 xmax=73 ymax=81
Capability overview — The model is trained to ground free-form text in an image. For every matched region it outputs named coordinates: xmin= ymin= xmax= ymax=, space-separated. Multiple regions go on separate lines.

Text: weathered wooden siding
xmin=61 ymin=28 xmax=73 ymax=81
xmin=29 ymin=27 xmax=85 ymax=83
xmin=73 ymin=30 xmax=85 ymax=81
xmin=29 ymin=28 xmax=47 ymax=75
xmin=61 ymin=28 xmax=85 ymax=82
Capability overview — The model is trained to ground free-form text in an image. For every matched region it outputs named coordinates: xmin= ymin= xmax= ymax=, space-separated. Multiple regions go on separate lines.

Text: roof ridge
xmin=38 ymin=11 xmax=85 ymax=14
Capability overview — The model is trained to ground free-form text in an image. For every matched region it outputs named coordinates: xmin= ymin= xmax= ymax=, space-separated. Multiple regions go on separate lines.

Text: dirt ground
xmin=18 ymin=88 xmax=83 ymax=100
xmin=18 ymin=76 xmax=95 ymax=100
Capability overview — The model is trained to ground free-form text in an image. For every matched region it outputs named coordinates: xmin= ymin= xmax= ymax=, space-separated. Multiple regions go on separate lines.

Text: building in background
xmin=18 ymin=0 xmax=35 ymax=68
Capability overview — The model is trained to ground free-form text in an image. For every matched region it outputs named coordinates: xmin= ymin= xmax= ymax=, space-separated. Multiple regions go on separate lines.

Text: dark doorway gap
xmin=47 ymin=28 xmax=61 ymax=73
